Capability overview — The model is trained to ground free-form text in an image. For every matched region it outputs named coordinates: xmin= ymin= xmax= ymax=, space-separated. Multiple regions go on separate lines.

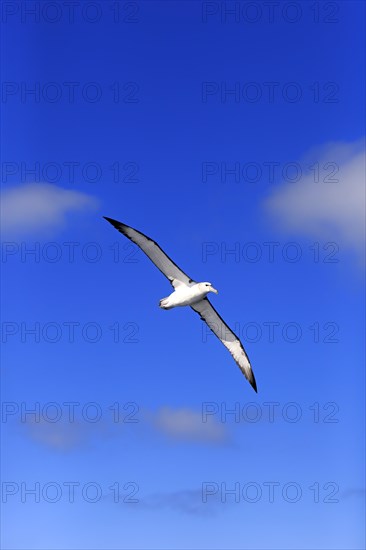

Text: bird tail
xmin=159 ymin=297 xmax=172 ymax=309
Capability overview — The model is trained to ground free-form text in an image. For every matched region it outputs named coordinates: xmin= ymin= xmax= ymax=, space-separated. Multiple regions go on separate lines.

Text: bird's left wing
xmin=191 ymin=298 xmax=257 ymax=392
xmin=104 ymin=217 xmax=195 ymax=289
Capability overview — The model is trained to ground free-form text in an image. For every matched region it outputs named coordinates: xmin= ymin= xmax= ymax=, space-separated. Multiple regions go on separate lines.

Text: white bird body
xmin=159 ymin=282 xmax=218 ymax=309
xmin=104 ymin=217 xmax=258 ymax=392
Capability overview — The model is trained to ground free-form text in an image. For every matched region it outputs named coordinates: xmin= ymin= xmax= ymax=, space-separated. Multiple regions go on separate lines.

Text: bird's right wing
xmin=104 ymin=217 xmax=195 ymax=289
xmin=191 ymin=298 xmax=257 ymax=392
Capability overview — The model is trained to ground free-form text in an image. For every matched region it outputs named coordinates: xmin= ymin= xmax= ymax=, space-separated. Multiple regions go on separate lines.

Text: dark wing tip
xmin=103 ymin=216 xmax=120 ymax=227
xmin=103 ymin=216 xmax=130 ymax=234
xmin=250 ymin=374 xmax=258 ymax=393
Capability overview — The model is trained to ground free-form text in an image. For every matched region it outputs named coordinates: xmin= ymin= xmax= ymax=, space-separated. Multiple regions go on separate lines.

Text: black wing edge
xmin=103 ymin=216 xmax=195 ymax=286
xmin=191 ymin=298 xmax=258 ymax=393
xmin=103 ymin=216 xmax=140 ymax=238
xmin=248 ymin=369 xmax=258 ymax=393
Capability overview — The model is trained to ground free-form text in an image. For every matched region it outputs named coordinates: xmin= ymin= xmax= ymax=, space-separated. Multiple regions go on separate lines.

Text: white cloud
xmin=22 ymin=418 xmax=90 ymax=451
xmin=18 ymin=405 xmax=228 ymax=451
xmin=1 ymin=183 xmax=99 ymax=238
xmin=149 ymin=406 xmax=227 ymax=443
xmin=264 ymin=139 xmax=365 ymax=260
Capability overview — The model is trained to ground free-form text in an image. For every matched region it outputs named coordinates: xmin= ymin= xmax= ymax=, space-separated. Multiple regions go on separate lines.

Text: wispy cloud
xmin=20 ymin=417 xmax=110 ymax=452
xmin=1 ymin=183 xmax=99 ymax=238
xmin=264 ymin=138 xmax=365 ymax=262
xmin=147 ymin=406 xmax=227 ymax=444
xmin=138 ymin=488 xmax=221 ymax=516
xmin=341 ymin=487 xmax=366 ymax=499
xmin=18 ymin=405 xmax=229 ymax=451
xmin=22 ymin=418 xmax=89 ymax=451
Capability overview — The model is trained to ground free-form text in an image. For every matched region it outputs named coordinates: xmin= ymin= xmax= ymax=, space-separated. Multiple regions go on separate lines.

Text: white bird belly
xmin=159 ymin=285 xmax=207 ymax=309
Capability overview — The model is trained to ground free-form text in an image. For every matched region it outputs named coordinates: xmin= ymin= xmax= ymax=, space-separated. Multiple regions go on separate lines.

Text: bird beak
xmin=210 ymin=286 xmax=218 ymax=294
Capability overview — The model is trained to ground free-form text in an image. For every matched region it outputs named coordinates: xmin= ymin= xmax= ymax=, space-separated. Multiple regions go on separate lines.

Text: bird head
xmin=202 ymin=282 xmax=218 ymax=295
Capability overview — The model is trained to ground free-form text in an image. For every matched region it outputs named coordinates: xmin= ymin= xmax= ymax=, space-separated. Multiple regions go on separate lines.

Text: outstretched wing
xmin=191 ymin=298 xmax=257 ymax=392
xmin=104 ymin=217 xmax=195 ymax=289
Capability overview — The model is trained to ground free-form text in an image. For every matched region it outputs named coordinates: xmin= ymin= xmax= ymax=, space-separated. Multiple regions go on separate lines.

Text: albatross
xmin=104 ymin=217 xmax=257 ymax=392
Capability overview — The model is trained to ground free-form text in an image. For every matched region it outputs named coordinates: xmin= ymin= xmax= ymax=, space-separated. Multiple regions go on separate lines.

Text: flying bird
xmin=104 ymin=217 xmax=257 ymax=392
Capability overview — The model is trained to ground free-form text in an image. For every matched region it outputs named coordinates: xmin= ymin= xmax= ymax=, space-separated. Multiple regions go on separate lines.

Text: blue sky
xmin=1 ymin=1 xmax=365 ymax=549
